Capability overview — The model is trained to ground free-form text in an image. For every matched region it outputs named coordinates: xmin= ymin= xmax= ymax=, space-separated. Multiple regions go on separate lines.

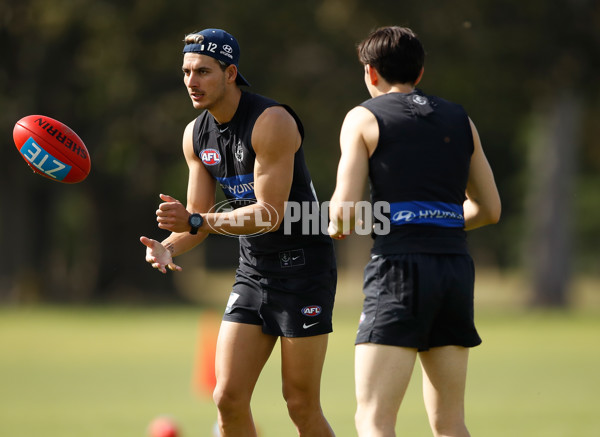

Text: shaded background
xmin=1 ymin=0 xmax=599 ymax=307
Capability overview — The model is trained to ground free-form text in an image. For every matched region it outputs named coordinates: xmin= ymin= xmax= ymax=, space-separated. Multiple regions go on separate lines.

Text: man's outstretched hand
xmin=140 ymin=236 xmax=182 ymax=274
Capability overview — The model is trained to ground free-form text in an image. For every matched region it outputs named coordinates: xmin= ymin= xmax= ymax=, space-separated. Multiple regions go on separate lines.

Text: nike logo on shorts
xmin=303 ymin=322 xmax=320 ymax=329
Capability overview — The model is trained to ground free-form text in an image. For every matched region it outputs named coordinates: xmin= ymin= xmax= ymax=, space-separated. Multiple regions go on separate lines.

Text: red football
xmin=148 ymin=416 xmax=179 ymax=437
xmin=13 ymin=115 xmax=91 ymax=183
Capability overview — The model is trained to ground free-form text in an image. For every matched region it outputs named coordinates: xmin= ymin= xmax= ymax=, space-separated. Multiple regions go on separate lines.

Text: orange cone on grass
xmin=193 ymin=310 xmax=220 ymax=397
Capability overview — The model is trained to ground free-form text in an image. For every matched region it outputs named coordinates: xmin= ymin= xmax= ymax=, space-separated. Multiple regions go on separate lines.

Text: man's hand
xmin=156 ymin=194 xmax=191 ymax=233
xmin=327 ymin=219 xmax=350 ymax=240
xmin=140 ymin=236 xmax=182 ymax=274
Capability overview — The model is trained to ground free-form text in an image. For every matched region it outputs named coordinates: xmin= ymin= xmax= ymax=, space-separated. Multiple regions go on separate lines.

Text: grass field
xmin=1 ymin=275 xmax=599 ymax=436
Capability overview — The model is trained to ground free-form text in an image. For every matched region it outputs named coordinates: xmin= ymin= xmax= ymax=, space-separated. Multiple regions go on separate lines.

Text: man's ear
xmin=366 ymin=64 xmax=379 ymax=86
xmin=414 ymin=67 xmax=425 ymax=86
xmin=226 ymin=64 xmax=238 ymax=84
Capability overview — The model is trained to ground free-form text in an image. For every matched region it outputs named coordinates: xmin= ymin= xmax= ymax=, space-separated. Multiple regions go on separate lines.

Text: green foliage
xmin=1 ymin=0 xmax=599 ymax=301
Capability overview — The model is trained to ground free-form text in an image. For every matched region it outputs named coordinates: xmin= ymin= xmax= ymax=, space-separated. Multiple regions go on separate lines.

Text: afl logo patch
xmin=301 ymin=305 xmax=322 ymax=317
xmin=201 ymin=148 xmax=221 ymax=165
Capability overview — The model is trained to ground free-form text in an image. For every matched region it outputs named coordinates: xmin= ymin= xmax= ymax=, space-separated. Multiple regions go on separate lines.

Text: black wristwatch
xmin=188 ymin=213 xmax=204 ymax=235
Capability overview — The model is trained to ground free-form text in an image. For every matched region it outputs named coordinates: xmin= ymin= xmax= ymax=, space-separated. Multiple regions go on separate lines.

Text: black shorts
xmin=222 ymin=267 xmax=337 ymax=338
xmin=356 ymin=253 xmax=481 ymax=351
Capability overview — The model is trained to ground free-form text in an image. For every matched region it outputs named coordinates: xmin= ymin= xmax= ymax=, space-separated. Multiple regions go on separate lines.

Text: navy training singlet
xmin=361 ymin=89 xmax=473 ymax=255
xmin=193 ymin=91 xmax=335 ymax=276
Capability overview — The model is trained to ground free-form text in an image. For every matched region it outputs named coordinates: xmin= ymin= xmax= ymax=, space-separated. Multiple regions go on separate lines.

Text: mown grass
xmin=1 ymin=281 xmax=599 ymax=436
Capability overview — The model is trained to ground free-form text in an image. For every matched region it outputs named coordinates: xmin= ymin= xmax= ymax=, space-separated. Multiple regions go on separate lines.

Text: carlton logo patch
xmin=412 ymin=95 xmax=428 ymax=105
xmin=301 ymin=305 xmax=322 ymax=317
xmin=201 ymin=148 xmax=221 ymax=165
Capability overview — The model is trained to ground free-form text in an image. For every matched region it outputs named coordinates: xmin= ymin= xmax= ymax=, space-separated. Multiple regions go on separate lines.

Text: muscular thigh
xmin=215 ymin=321 xmax=277 ymax=396
xmin=355 ymin=343 xmax=417 ymax=410
xmin=280 ymin=334 xmax=330 ymax=397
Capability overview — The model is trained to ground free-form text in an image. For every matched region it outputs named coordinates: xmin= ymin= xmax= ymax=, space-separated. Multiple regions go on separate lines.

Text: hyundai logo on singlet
xmin=201 ymin=148 xmax=221 ymax=165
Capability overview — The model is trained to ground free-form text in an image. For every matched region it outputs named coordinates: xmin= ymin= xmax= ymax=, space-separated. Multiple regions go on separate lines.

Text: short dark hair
xmin=183 ymin=33 xmax=228 ymax=71
xmin=357 ymin=26 xmax=425 ymax=85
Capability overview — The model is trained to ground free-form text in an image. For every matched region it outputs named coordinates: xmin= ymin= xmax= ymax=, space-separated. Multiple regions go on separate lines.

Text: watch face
xmin=190 ymin=215 xmax=203 ymax=227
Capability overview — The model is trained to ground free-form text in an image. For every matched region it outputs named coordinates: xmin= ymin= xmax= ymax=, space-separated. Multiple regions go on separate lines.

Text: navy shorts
xmin=356 ymin=253 xmax=481 ymax=351
xmin=222 ymin=267 xmax=337 ymax=338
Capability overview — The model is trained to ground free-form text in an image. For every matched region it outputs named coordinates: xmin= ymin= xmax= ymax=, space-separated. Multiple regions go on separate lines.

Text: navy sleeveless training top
xmin=193 ymin=91 xmax=335 ymax=276
xmin=361 ymin=89 xmax=473 ymax=255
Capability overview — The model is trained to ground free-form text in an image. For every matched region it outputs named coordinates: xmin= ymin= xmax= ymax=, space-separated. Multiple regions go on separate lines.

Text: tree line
xmin=0 ymin=0 xmax=598 ymax=306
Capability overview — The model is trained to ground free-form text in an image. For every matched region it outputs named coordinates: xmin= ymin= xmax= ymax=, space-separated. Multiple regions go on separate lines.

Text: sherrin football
xmin=13 ymin=115 xmax=91 ymax=183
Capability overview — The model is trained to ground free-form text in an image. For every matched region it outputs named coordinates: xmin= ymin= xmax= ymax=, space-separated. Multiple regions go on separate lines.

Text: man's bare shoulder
xmin=252 ymin=105 xmax=300 ymax=154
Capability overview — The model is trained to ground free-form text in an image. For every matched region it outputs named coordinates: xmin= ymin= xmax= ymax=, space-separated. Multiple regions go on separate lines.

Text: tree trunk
xmin=526 ymin=89 xmax=582 ymax=307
